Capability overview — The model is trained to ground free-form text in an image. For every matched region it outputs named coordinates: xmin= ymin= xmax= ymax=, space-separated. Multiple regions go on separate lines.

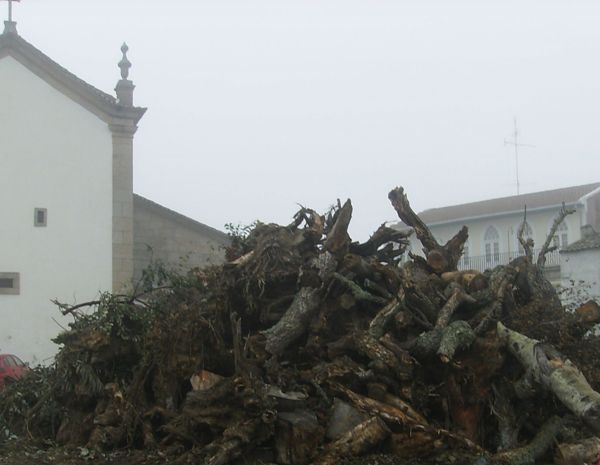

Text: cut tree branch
xmin=388 ymin=186 xmax=468 ymax=273
xmin=517 ymin=207 xmax=534 ymax=261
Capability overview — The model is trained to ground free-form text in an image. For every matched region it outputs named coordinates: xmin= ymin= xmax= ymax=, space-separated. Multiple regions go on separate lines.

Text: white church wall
xmin=407 ymin=207 xmax=582 ymax=255
xmin=0 ymin=56 xmax=113 ymax=364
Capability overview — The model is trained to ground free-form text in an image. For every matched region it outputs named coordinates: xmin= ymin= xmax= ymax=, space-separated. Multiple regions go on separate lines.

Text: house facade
xmin=397 ymin=183 xmax=600 ymax=285
xmin=560 ymin=225 xmax=600 ymax=301
xmin=0 ymin=21 xmax=228 ymax=363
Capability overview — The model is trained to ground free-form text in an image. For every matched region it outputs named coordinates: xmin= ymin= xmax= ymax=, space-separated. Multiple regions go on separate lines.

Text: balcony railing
xmin=457 ymin=248 xmax=561 ymax=272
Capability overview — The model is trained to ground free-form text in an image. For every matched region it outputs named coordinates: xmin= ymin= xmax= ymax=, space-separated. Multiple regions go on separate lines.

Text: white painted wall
xmin=406 ymin=206 xmax=585 ymax=262
xmin=560 ymin=249 xmax=600 ymax=301
xmin=0 ymin=56 xmax=113 ymax=364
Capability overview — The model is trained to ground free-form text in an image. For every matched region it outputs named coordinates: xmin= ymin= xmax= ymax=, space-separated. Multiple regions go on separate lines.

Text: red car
xmin=0 ymin=354 xmax=28 ymax=389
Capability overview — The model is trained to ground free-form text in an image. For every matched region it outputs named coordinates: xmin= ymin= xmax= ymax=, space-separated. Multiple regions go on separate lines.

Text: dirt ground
xmin=0 ymin=440 xmax=164 ymax=465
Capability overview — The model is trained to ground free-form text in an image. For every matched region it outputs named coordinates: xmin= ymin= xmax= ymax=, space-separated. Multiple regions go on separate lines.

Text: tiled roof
xmin=134 ymin=194 xmax=230 ymax=244
xmin=415 ymin=183 xmax=600 ymax=225
xmin=562 ymin=230 xmax=600 ymax=252
xmin=0 ymin=27 xmax=145 ymax=123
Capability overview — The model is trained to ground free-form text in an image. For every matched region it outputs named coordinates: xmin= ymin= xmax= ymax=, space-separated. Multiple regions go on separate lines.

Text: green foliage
xmin=224 ymin=221 xmax=259 ymax=261
xmin=0 ymin=366 xmax=63 ymax=443
xmin=0 ymin=260 xmax=222 ymax=445
xmin=224 ymin=221 xmax=257 ymax=241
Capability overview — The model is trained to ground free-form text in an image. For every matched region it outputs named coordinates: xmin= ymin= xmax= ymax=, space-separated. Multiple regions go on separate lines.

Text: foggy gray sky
xmin=13 ymin=1 xmax=600 ymax=240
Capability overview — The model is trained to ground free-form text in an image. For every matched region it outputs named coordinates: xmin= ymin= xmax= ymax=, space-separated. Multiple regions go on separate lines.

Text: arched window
xmin=552 ymin=222 xmax=568 ymax=249
xmin=484 ymin=226 xmax=500 ymax=264
xmin=517 ymin=221 xmax=533 ymax=254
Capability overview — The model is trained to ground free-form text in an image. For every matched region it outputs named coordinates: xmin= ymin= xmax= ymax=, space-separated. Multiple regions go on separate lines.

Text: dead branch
xmin=324 ymin=199 xmax=353 ymax=257
xmin=350 ymin=223 xmax=412 ymax=257
xmin=332 ymin=273 xmax=387 ymax=305
xmin=537 ymin=202 xmax=576 ymax=267
xmin=517 ymin=207 xmax=534 ymax=261
xmin=435 ymin=285 xmax=476 ymax=329
xmin=388 ymin=186 xmax=468 ymax=273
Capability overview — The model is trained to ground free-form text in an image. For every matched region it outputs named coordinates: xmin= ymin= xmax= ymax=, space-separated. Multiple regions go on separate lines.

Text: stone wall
xmin=133 ymin=195 xmax=230 ymax=281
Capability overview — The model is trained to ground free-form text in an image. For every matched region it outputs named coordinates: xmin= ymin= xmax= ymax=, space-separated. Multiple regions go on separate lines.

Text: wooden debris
xmin=555 ymin=436 xmax=600 ymax=465
xmin=498 ymin=322 xmax=600 ymax=433
xmin=1 ymin=186 xmax=599 ymax=465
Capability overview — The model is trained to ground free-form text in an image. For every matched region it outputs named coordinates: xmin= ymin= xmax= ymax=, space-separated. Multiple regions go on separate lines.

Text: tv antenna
xmin=2 ymin=0 xmax=19 ymax=22
xmin=504 ymin=117 xmax=534 ymax=195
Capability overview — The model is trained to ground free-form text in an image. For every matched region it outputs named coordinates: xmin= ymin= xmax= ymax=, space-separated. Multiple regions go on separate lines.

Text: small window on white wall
xmin=34 ymin=208 xmax=47 ymax=227
xmin=0 ymin=272 xmax=20 ymax=295
xmin=461 ymin=244 xmax=470 ymax=267
xmin=484 ymin=226 xmax=500 ymax=264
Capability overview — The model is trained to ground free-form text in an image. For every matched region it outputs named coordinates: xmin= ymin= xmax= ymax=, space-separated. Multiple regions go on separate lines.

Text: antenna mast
xmin=504 ymin=117 xmax=534 ymax=195
xmin=2 ymin=0 xmax=20 ymax=23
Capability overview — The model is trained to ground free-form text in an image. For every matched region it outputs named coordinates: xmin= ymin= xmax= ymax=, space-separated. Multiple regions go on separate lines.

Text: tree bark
xmin=263 ymin=288 xmax=321 ymax=355
xmin=324 ymin=199 xmax=353 ymax=257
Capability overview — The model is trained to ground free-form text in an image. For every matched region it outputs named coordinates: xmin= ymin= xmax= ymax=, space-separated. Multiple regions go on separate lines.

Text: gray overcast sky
xmin=12 ymin=0 xmax=600 ymax=240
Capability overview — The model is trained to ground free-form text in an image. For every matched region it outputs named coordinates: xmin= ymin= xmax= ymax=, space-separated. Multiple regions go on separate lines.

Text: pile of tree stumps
xmin=2 ymin=187 xmax=600 ymax=465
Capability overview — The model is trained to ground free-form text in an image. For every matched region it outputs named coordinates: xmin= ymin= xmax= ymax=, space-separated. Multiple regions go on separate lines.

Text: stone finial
xmin=3 ymin=20 xmax=17 ymax=35
xmin=118 ymin=42 xmax=132 ymax=80
xmin=115 ymin=42 xmax=135 ymax=107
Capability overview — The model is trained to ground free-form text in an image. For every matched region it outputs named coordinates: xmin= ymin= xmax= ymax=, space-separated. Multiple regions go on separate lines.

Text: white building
xmin=397 ymin=183 xmax=600 ymax=285
xmin=0 ymin=20 xmax=228 ymax=364
xmin=560 ymin=225 xmax=600 ymax=301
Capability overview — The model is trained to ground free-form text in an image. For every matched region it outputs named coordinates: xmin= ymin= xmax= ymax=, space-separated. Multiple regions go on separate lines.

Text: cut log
xmin=436 ymin=284 xmax=476 ymax=329
xmin=498 ymin=322 xmax=600 ymax=433
xmin=263 ymin=288 xmax=321 ymax=355
xmin=437 ymin=320 xmax=475 ymax=363
xmin=389 ymin=431 xmax=437 ymax=458
xmin=324 ymin=199 xmax=353 ymax=257
xmin=311 ymin=417 xmax=390 ymax=465
xmin=355 ymin=332 xmax=413 ymax=381
xmin=332 ymin=273 xmax=387 ymax=305
xmin=368 ymin=299 xmax=402 ymax=339
xmin=555 ymin=436 xmax=600 ymax=465
xmin=441 ymin=270 xmax=489 ymax=293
